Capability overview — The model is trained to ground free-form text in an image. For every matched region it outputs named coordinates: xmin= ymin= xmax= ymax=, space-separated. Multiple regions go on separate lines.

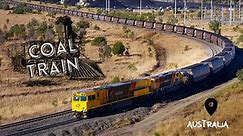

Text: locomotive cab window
xmin=73 ymin=96 xmax=79 ymax=101
xmin=81 ymin=96 xmax=87 ymax=101
xmin=88 ymin=95 xmax=96 ymax=101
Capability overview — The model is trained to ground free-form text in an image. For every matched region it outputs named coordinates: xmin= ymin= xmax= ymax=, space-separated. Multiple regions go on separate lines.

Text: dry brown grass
xmin=149 ymin=81 xmax=243 ymax=136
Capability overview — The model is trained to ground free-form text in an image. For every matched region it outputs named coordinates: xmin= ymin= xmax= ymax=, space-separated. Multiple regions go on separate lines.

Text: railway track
xmin=0 ymin=110 xmax=72 ymax=136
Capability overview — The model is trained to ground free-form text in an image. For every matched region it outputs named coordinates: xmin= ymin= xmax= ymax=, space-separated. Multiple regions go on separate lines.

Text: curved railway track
xmin=0 ymin=1 xmax=236 ymax=136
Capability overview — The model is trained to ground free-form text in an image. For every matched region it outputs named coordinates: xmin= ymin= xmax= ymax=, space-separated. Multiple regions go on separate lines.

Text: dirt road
xmin=99 ymin=78 xmax=238 ymax=136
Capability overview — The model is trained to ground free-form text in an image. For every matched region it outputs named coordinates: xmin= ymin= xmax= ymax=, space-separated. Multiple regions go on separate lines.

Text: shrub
xmin=12 ymin=3 xmax=32 ymax=14
xmin=208 ymin=20 xmax=221 ymax=34
xmin=76 ymin=19 xmax=90 ymax=29
xmin=112 ymin=76 xmax=120 ymax=83
xmin=46 ymin=12 xmax=56 ymax=18
xmin=237 ymin=34 xmax=243 ymax=43
xmin=190 ymin=25 xmax=195 ymax=28
xmin=236 ymin=69 xmax=243 ymax=81
xmin=91 ymin=36 xmax=107 ymax=46
xmin=123 ymin=27 xmax=135 ymax=39
xmin=233 ymin=25 xmax=239 ymax=32
xmin=52 ymin=99 xmax=58 ymax=107
xmin=76 ymin=5 xmax=81 ymax=10
xmin=112 ymin=41 xmax=125 ymax=55
xmin=11 ymin=52 xmax=26 ymax=72
xmin=99 ymin=45 xmax=112 ymax=58
xmin=127 ymin=63 xmax=137 ymax=71
xmin=93 ymin=25 xmax=100 ymax=30
xmin=0 ymin=2 xmax=11 ymax=10
xmin=154 ymin=132 xmax=160 ymax=136
xmin=184 ymin=45 xmax=190 ymax=51
xmin=8 ymin=24 xmax=26 ymax=38
xmin=166 ymin=16 xmax=178 ymax=25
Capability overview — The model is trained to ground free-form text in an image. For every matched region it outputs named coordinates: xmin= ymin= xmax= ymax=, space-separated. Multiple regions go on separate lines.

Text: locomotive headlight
xmin=76 ymin=104 xmax=80 ymax=107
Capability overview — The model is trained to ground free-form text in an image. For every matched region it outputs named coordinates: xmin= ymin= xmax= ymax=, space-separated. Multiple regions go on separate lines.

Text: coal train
xmin=5 ymin=1 xmax=236 ymax=118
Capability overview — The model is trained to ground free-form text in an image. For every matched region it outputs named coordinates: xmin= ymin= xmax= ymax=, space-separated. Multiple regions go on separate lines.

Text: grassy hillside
xmin=150 ymin=79 xmax=243 ymax=136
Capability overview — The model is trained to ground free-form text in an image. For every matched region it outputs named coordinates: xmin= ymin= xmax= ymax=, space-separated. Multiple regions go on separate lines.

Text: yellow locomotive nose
xmin=71 ymin=94 xmax=87 ymax=113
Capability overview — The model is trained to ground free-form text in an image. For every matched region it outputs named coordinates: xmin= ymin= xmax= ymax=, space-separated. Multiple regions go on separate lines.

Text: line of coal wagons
xmin=8 ymin=1 xmax=236 ymax=117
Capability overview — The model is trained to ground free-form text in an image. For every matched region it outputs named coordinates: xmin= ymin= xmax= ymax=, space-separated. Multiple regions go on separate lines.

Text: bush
xmin=11 ymin=53 xmax=26 ymax=72
xmin=93 ymin=25 xmax=100 ymax=30
xmin=76 ymin=5 xmax=81 ymax=10
xmin=127 ymin=63 xmax=137 ymax=71
xmin=208 ymin=20 xmax=221 ymax=34
xmin=237 ymin=35 xmax=243 ymax=43
xmin=99 ymin=45 xmax=111 ymax=58
xmin=112 ymin=76 xmax=120 ymax=83
xmin=112 ymin=41 xmax=125 ymax=55
xmin=0 ymin=2 xmax=11 ymax=10
xmin=8 ymin=24 xmax=26 ymax=38
xmin=76 ymin=19 xmax=90 ymax=29
xmin=233 ymin=26 xmax=239 ymax=32
xmin=166 ymin=16 xmax=178 ymax=25
xmin=12 ymin=3 xmax=32 ymax=14
xmin=46 ymin=12 xmax=56 ymax=18
xmin=91 ymin=36 xmax=107 ymax=46
xmin=123 ymin=27 xmax=135 ymax=39
xmin=236 ymin=69 xmax=243 ymax=81
xmin=184 ymin=45 xmax=190 ymax=51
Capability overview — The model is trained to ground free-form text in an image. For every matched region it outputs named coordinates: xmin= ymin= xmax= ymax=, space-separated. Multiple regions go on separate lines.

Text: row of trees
xmin=102 ymin=10 xmax=156 ymax=22
xmin=91 ymin=36 xmax=126 ymax=58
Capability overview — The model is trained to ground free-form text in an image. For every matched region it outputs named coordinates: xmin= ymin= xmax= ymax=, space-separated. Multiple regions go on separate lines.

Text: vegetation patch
xmin=208 ymin=20 xmax=221 ymax=34
xmin=23 ymin=79 xmax=60 ymax=87
xmin=12 ymin=3 xmax=33 ymax=14
xmin=112 ymin=41 xmax=125 ymax=55
xmin=127 ymin=63 xmax=137 ymax=72
xmin=91 ymin=36 xmax=107 ymax=46
xmin=112 ymin=76 xmax=120 ymax=83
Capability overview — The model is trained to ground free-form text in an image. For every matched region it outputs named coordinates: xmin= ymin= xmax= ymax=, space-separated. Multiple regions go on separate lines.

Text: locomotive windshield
xmin=73 ymin=96 xmax=79 ymax=101
xmin=73 ymin=96 xmax=87 ymax=101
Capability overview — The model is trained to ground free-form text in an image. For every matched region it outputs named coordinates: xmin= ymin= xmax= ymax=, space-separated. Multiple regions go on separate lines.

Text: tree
xmin=91 ymin=37 xmax=107 ymax=46
xmin=208 ymin=20 xmax=221 ymax=34
xmin=112 ymin=41 xmax=125 ymax=55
